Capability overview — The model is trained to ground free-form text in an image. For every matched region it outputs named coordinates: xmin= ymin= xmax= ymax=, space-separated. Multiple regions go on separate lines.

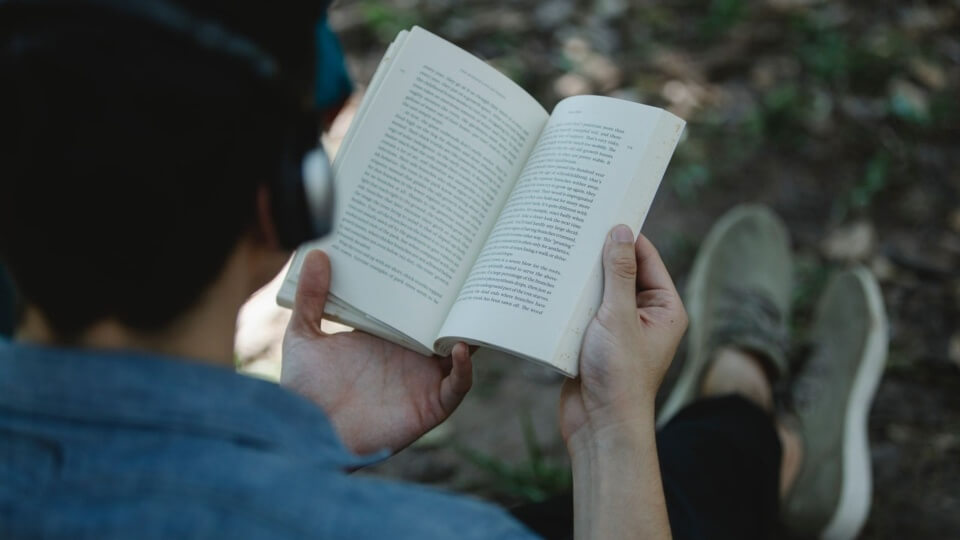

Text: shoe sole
xmin=820 ymin=267 xmax=888 ymax=540
xmin=656 ymin=205 xmax=786 ymax=428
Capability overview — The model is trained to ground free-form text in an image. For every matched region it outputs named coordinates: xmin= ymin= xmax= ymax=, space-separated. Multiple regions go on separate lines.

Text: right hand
xmin=281 ymin=250 xmax=473 ymax=456
xmin=559 ymin=225 xmax=687 ymax=448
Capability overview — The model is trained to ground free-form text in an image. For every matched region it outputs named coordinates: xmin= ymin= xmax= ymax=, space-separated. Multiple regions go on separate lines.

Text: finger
xmin=438 ymin=356 xmax=453 ymax=374
xmin=633 ymin=234 xmax=680 ymax=297
xmin=439 ymin=342 xmax=473 ymax=412
xmin=601 ymin=224 xmax=639 ymax=315
xmin=290 ymin=250 xmax=331 ymax=335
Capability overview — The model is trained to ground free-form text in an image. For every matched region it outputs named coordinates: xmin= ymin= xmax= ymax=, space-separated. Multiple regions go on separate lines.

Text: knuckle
xmin=608 ymin=252 xmax=637 ymax=279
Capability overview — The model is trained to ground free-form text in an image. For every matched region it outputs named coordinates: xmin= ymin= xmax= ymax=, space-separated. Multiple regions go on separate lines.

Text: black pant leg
xmin=509 ymin=492 xmax=573 ymax=540
xmin=658 ymin=395 xmax=782 ymax=540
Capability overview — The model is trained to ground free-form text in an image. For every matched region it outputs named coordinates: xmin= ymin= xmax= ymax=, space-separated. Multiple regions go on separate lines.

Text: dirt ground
xmin=239 ymin=1 xmax=959 ymax=537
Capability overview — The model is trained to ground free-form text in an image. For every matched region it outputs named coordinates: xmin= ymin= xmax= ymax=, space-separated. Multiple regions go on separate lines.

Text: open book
xmin=278 ymin=26 xmax=685 ymax=377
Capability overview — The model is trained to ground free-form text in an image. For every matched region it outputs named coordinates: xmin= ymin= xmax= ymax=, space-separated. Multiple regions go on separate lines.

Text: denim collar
xmin=0 ymin=339 xmax=387 ymax=468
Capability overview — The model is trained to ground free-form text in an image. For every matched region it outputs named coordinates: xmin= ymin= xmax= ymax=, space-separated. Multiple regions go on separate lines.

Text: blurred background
xmin=236 ymin=1 xmax=960 ymax=537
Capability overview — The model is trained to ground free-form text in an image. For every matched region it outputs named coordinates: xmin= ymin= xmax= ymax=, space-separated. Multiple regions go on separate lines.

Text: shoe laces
xmin=709 ymin=285 xmax=789 ymax=364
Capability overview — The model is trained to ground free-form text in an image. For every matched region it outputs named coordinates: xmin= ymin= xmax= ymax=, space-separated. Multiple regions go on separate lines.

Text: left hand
xmin=559 ymin=227 xmax=686 ymax=448
xmin=281 ymin=250 xmax=473 ymax=456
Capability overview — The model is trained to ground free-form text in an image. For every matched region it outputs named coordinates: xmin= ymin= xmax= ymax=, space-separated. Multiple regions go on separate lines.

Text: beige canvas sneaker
xmin=782 ymin=268 xmax=888 ymax=540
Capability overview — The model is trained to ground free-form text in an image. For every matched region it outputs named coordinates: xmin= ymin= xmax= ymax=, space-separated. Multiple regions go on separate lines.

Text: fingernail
xmin=612 ymin=225 xmax=633 ymax=243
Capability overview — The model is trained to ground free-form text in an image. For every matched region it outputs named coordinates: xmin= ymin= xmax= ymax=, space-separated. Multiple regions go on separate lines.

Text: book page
xmin=437 ymin=96 xmax=684 ymax=375
xmin=277 ymin=31 xmax=407 ymax=312
xmin=288 ymin=27 xmax=548 ymax=350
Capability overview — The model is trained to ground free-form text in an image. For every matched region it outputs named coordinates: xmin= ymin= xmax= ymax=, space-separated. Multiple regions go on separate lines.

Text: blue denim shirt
xmin=0 ymin=340 xmax=538 ymax=539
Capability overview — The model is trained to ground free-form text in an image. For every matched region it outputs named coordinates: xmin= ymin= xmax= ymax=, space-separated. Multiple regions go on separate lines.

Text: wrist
xmin=565 ymin=403 xmax=656 ymax=461
xmin=567 ymin=405 xmax=671 ymax=540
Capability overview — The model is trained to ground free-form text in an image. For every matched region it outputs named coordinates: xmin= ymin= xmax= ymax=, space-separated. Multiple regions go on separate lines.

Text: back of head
xmin=0 ymin=0 xmax=324 ymax=339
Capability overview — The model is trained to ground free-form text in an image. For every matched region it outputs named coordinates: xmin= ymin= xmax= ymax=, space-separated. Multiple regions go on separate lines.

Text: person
xmin=0 ymin=2 xmax=887 ymax=539
xmin=0 ymin=1 xmax=679 ymax=538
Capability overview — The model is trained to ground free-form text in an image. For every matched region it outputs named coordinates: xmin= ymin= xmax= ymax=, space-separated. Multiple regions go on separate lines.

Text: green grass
xmin=889 ymin=88 xmax=931 ymax=127
xmin=829 ymin=150 xmax=891 ymax=222
xmin=799 ymin=30 xmax=850 ymax=84
xmin=699 ymin=0 xmax=748 ymax=39
xmin=928 ymin=90 xmax=960 ymax=129
xmin=669 ymin=163 xmax=712 ymax=202
xmin=360 ymin=0 xmax=420 ymax=43
xmin=850 ymin=152 xmax=890 ymax=210
xmin=789 ymin=254 xmax=831 ymax=346
xmin=455 ymin=410 xmax=570 ymax=503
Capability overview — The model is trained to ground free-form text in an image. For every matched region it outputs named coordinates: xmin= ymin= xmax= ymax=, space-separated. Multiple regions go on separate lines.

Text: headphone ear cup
xmin=268 ymin=124 xmax=334 ymax=250
xmin=268 ymin=147 xmax=311 ymax=250
xmin=300 ymin=147 xmax=334 ymax=238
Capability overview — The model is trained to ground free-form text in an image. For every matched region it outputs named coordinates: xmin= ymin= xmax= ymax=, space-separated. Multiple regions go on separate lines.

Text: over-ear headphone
xmin=0 ymin=0 xmax=335 ymax=249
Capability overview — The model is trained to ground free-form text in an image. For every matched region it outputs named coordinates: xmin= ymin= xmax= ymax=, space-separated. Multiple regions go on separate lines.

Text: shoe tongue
xmin=709 ymin=286 xmax=789 ymax=378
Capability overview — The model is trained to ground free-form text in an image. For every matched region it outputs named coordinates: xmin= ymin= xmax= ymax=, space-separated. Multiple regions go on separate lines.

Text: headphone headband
xmin=1 ymin=0 xmax=281 ymax=80
xmin=0 ymin=0 xmax=335 ymax=248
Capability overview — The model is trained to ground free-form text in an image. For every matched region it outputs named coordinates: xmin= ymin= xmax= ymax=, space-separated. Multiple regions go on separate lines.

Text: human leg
xmin=655 ymin=204 xmax=793 ymax=539
xmin=656 ymin=205 xmax=888 ymax=540
xmin=657 ymin=204 xmax=793 ymax=428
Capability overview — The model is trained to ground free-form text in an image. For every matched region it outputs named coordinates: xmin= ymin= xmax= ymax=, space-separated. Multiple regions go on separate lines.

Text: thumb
xmin=601 ymin=225 xmax=638 ymax=315
xmin=439 ymin=342 xmax=473 ymax=413
xmin=290 ymin=250 xmax=331 ymax=335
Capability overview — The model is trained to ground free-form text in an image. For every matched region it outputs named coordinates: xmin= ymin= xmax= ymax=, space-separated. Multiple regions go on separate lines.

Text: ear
xmin=246 ymin=185 xmax=292 ymax=291
xmin=254 ymin=184 xmax=282 ymax=249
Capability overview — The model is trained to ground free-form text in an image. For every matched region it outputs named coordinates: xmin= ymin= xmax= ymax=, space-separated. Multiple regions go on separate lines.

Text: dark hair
xmin=0 ymin=3 xmax=319 ymax=339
